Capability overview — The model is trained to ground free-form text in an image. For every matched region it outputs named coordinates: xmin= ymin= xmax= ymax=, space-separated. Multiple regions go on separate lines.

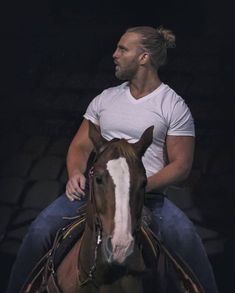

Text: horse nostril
xmin=106 ymin=236 xmax=113 ymax=252
xmin=102 ymin=236 xmax=113 ymax=263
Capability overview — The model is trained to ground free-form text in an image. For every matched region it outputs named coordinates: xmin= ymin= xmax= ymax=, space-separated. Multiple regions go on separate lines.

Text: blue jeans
xmin=6 ymin=194 xmax=218 ymax=293
xmin=145 ymin=195 xmax=218 ymax=293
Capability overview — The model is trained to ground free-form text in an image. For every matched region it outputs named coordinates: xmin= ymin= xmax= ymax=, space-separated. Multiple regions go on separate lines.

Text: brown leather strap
xmin=141 ymin=225 xmax=206 ymax=293
xmin=47 ymin=273 xmax=63 ymax=293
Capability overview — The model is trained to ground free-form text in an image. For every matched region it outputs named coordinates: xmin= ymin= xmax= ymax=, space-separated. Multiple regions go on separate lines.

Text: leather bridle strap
xmin=78 ymin=167 xmax=103 ymax=288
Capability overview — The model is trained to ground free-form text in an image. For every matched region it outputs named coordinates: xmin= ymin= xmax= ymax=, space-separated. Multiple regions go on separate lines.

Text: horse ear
xmin=88 ymin=120 xmax=107 ymax=151
xmin=133 ymin=126 xmax=154 ymax=157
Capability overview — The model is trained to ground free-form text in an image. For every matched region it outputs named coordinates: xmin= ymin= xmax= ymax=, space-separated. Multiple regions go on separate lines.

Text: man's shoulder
xmin=101 ymin=82 xmax=128 ymax=96
xmin=160 ymin=83 xmax=184 ymax=104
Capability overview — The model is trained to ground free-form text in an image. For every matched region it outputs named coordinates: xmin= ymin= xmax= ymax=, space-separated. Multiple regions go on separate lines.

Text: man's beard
xmin=115 ymin=67 xmax=135 ymax=81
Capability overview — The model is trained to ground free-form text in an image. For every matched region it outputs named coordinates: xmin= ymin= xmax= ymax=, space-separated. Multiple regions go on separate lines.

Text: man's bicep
xmin=70 ymin=119 xmax=94 ymax=153
xmin=166 ymin=135 xmax=195 ymax=165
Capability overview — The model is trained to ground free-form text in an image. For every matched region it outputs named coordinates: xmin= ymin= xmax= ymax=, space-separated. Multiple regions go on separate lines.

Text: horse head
xmin=87 ymin=120 xmax=153 ymax=268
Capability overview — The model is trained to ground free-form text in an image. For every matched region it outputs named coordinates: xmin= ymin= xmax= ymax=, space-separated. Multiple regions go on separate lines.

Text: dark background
xmin=0 ymin=1 xmax=234 ymax=292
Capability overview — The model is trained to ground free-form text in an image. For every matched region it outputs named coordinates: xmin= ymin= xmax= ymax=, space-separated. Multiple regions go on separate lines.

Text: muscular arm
xmin=146 ymin=135 xmax=195 ymax=192
xmin=66 ymin=119 xmax=94 ymax=201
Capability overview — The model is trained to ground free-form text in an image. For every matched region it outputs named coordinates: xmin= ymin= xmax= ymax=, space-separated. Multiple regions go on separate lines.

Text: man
xmin=7 ymin=26 xmax=218 ymax=293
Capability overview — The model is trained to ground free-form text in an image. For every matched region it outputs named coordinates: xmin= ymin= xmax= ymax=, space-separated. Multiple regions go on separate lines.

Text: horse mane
xmin=114 ymin=138 xmax=137 ymax=162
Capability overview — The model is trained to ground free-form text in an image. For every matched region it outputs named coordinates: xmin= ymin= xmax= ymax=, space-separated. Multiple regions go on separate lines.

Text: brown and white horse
xmin=48 ymin=121 xmax=153 ymax=293
xmin=22 ymin=121 xmax=205 ymax=293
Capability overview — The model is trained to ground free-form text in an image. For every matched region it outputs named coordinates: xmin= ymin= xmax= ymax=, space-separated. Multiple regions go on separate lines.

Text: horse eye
xmin=95 ymin=175 xmax=103 ymax=184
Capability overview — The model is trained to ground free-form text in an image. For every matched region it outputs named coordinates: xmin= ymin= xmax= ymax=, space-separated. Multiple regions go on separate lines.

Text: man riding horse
xmin=7 ymin=25 xmax=218 ymax=293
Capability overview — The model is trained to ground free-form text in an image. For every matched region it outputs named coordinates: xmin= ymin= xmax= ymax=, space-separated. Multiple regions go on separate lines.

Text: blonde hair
xmin=126 ymin=25 xmax=176 ymax=70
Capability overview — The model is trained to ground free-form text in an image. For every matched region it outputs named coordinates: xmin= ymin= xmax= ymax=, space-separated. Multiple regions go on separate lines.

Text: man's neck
xmin=129 ymin=72 xmax=162 ymax=99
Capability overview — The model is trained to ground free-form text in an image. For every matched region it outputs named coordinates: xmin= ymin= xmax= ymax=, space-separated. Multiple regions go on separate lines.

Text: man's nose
xmin=112 ymin=49 xmax=118 ymax=59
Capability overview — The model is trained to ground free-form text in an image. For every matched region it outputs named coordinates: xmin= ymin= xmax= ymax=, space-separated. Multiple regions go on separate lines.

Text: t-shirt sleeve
xmin=167 ymin=99 xmax=195 ymax=136
xmin=83 ymin=94 xmax=101 ymax=126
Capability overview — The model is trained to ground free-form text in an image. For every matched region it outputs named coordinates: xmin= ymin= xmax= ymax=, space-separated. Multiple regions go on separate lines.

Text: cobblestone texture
xmin=29 ymin=156 xmax=65 ymax=181
xmin=0 ymin=154 xmax=35 ymax=178
xmin=22 ymin=180 xmax=63 ymax=209
xmin=0 ymin=177 xmax=26 ymax=205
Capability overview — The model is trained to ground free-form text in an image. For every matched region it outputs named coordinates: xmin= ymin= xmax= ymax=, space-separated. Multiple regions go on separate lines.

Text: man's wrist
xmin=68 ymin=169 xmax=83 ymax=179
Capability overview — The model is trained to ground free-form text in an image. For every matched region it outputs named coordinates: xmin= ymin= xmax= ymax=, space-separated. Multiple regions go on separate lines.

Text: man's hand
xmin=66 ymin=172 xmax=86 ymax=201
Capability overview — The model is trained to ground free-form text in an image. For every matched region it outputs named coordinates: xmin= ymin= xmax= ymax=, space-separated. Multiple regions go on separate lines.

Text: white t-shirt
xmin=84 ymin=82 xmax=195 ymax=177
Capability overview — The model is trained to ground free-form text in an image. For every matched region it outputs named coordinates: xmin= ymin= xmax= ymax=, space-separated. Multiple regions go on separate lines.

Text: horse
xmin=21 ymin=121 xmax=205 ymax=293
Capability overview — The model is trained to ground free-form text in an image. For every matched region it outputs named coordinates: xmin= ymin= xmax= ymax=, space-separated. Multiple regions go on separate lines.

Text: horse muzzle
xmin=101 ymin=235 xmax=134 ymax=264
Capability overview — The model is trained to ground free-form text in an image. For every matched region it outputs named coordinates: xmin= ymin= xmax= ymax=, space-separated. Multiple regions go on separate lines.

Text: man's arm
xmin=146 ymin=135 xmax=195 ymax=192
xmin=66 ymin=119 xmax=94 ymax=201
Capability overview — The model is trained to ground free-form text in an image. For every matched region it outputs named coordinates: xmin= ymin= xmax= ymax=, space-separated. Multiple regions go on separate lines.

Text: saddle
xmin=20 ymin=205 xmax=205 ymax=293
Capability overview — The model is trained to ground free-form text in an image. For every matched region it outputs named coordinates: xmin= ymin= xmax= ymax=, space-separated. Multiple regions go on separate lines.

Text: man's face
xmin=112 ymin=32 xmax=144 ymax=80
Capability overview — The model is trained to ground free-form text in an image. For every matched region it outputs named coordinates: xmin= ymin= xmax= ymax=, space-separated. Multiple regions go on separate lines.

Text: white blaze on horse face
xmin=106 ymin=157 xmax=134 ymax=263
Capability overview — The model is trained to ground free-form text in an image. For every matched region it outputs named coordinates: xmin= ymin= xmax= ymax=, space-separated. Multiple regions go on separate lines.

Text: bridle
xmin=79 ymin=141 xmax=117 ymax=287
xmin=78 ymin=140 xmax=142 ymax=288
xmin=78 ymin=166 xmax=103 ymax=288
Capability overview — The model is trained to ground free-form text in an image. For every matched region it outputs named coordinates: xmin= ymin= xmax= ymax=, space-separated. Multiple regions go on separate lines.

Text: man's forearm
xmin=66 ymin=145 xmax=91 ymax=179
xmin=146 ymin=161 xmax=191 ymax=193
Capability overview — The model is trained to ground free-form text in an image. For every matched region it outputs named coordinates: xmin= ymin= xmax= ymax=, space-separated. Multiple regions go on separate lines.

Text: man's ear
xmin=133 ymin=126 xmax=154 ymax=157
xmin=139 ymin=52 xmax=150 ymax=65
xmin=88 ymin=120 xmax=107 ymax=151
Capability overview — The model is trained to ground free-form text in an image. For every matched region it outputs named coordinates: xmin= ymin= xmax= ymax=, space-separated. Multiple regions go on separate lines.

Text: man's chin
xmin=115 ymin=72 xmax=126 ymax=81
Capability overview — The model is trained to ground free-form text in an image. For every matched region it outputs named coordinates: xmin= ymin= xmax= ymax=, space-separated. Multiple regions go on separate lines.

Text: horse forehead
xmin=95 ymin=141 xmax=136 ymax=174
xmin=95 ymin=148 xmax=122 ymax=168
xmin=94 ymin=154 xmax=120 ymax=171
xmin=106 ymin=157 xmax=131 ymax=203
xmin=106 ymin=156 xmax=130 ymax=173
